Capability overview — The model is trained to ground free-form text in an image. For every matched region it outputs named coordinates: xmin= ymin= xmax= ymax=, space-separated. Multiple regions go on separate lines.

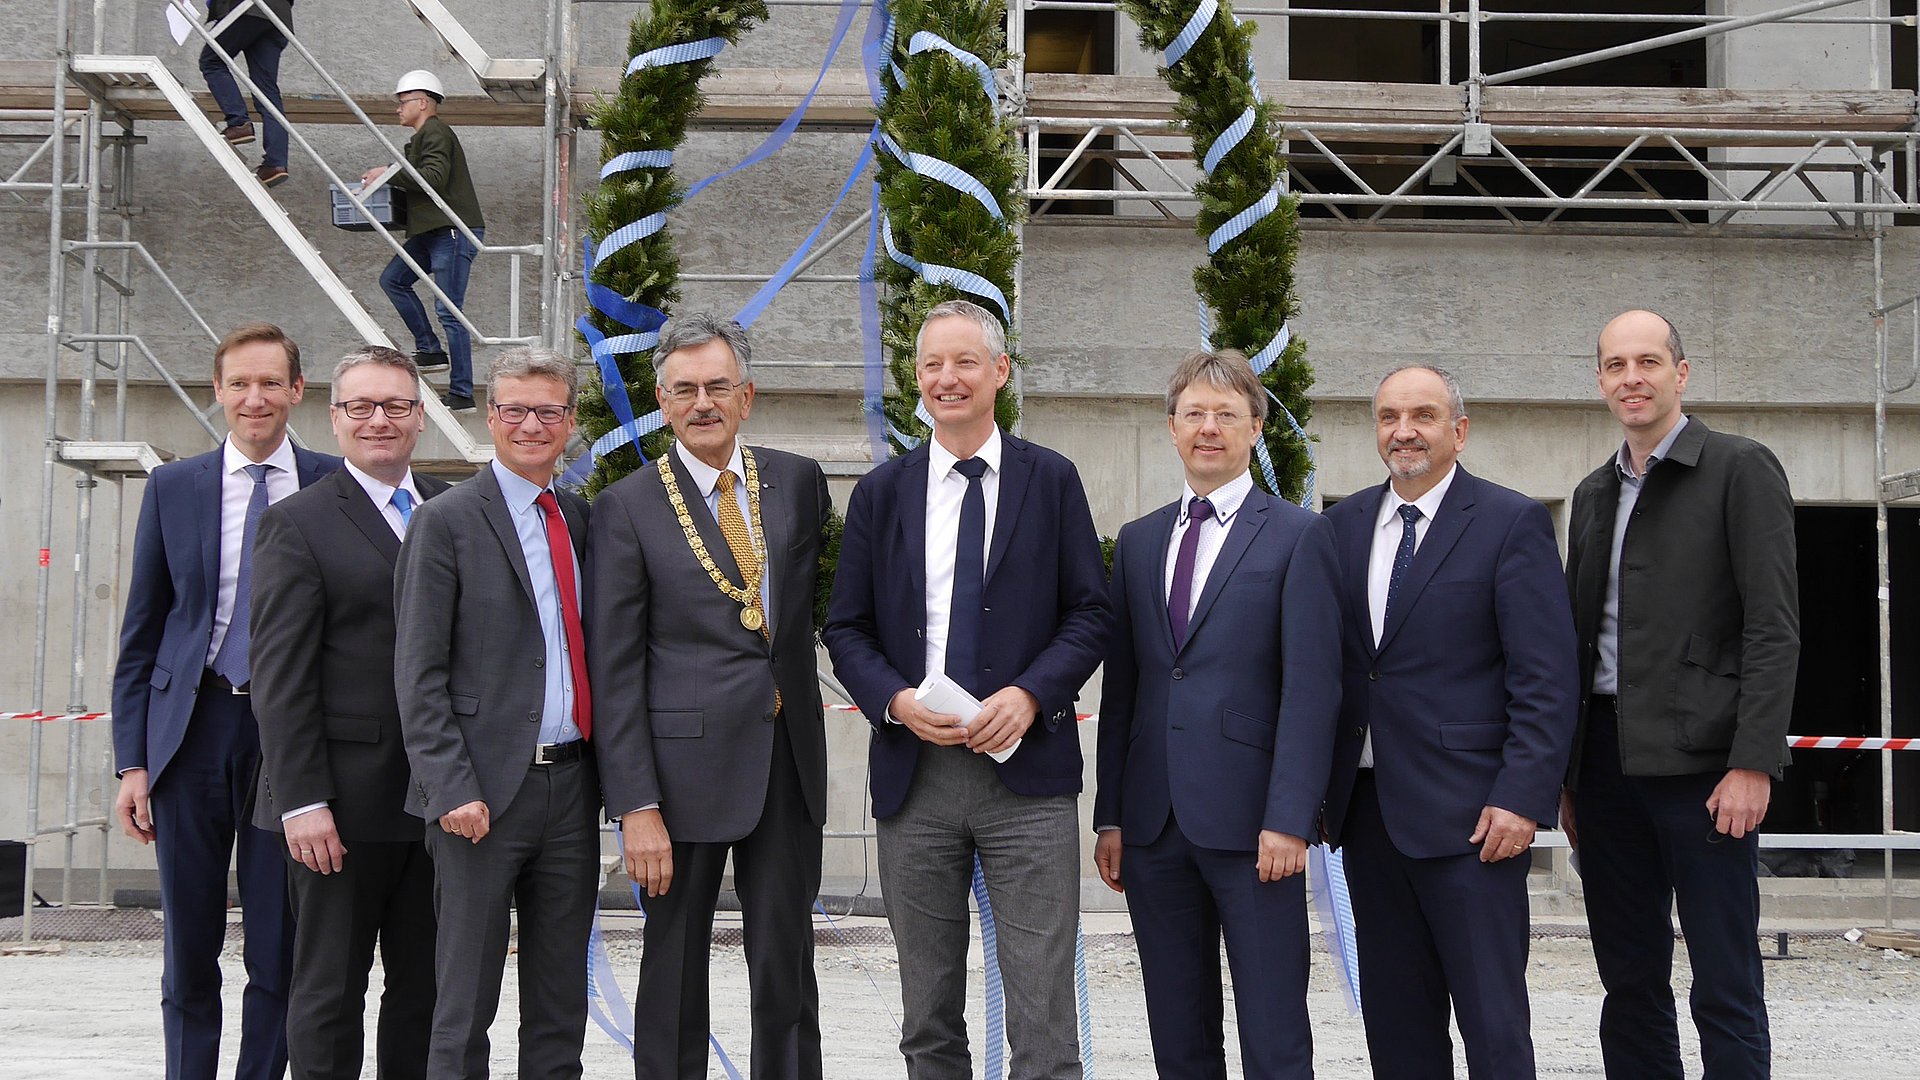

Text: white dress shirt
xmin=344 ymin=461 xmax=423 ymax=541
xmin=923 ymin=427 xmax=1002 ymax=682
xmin=1359 ymin=463 xmax=1458 ymax=767
xmin=1161 ymin=470 xmax=1255 ymax=616
xmin=207 ymin=436 xmax=300 ymax=666
xmin=673 ymin=439 xmax=773 ymax=624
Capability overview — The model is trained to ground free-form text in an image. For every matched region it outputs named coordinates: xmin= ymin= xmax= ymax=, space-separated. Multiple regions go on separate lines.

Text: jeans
xmin=379 ymin=227 xmax=482 ymax=398
xmin=198 ymin=17 xmax=288 ymax=170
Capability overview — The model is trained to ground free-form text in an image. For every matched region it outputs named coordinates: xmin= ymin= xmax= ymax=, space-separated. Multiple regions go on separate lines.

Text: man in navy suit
xmin=824 ymin=299 xmax=1112 ymax=1080
xmin=1093 ymin=349 xmax=1342 ymax=1080
xmin=112 ymin=322 xmax=341 ymax=1080
xmin=1322 ymin=365 xmax=1578 ymax=1079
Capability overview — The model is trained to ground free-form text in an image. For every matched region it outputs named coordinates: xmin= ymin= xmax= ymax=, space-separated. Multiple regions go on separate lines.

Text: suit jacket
xmin=586 ymin=447 xmax=833 ymax=842
xmin=247 ymin=468 xmax=452 ymax=839
xmin=1566 ymin=416 xmax=1799 ymax=780
xmin=1093 ymin=487 xmax=1343 ymax=849
xmin=112 ymin=442 xmax=341 ymax=787
xmin=392 ymin=466 xmax=591 ymax=821
xmin=823 ymin=434 xmax=1113 ymax=820
xmin=1322 ymin=468 xmax=1579 ymax=859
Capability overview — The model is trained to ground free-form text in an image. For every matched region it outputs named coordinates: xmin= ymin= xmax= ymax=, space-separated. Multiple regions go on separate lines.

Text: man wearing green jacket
xmin=363 ymin=70 xmax=487 ymax=411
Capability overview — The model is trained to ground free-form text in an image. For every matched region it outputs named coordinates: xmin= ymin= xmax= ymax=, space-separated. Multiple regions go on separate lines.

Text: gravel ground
xmin=4 ymin=915 xmax=1917 ymax=1079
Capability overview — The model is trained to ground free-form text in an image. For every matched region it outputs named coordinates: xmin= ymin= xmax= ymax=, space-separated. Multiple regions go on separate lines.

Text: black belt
xmin=532 ymin=740 xmax=587 ymax=766
xmin=203 ymin=669 xmax=248 ymax=695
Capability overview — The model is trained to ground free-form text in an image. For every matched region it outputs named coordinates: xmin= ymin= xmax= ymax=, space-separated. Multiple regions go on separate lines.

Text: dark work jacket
xmin=388 ymin=116 xmax=485 ymax=239
xmin=1565 ymin=416 xmax=1799 ymax=782
xmin=210 ymin=0 xmax=293 ymax=30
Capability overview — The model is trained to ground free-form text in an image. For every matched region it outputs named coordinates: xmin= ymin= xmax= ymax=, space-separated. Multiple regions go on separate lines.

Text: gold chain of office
xmin=657 ymin=447 xmax=768 ymax=631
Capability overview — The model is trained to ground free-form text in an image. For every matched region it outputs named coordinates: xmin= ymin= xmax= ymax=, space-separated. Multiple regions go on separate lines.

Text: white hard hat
xmin=395 ymin=69 xmax=445 ymax=101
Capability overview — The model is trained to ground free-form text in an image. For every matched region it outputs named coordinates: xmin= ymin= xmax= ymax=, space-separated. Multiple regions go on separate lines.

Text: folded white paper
xmin=915 ymin=672 xmax=1019 ymax=763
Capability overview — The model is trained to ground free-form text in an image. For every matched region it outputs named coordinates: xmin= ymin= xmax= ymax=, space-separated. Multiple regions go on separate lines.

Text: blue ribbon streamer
xmin=859 ymin=180 xmax=891 ymax=462
xmin=1310 ymin=843 xmax=1363 ymax=1014
xmin=1164 ymin=0 xmax=1219 ymax=68
xmin=596 ymin=211 xmax=666 ymax=264
xmin=625 ymin=36 xmax=726 ymax=76
xmin=876 ymin=132 xmax=1004 ymax=221
xmin=1201 ymin=104 xmax=1255 ymax=176
xmin=600 ymin=149 xmax=672 ymax=180
xmin=906 ymin=30 xmax=996 ymax=105
xmin=1207 ymin=186 xmax=1278 ymax=254
xmin=734 ymin=132 xmax=877 ymax=327
xmin=972 ymin=857 xmax=1009 ymax=1080
xmin=879 ymin=212 xmax=1012 ymax=322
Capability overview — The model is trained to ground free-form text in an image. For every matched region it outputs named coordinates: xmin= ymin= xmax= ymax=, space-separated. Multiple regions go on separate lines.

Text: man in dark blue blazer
xmin=824 ymin=299 xmax=1112 ymax=1079
xmin=1093 ymin=350 xmax=1342 ymax=1080
xmin=112 ymin=322 xmax=341 ymax=1080
xmin=1322 ymin=365 xmax=1578 ymax=1079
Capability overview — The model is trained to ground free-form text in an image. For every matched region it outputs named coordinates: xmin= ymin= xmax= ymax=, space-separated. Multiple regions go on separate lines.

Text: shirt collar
xmin=344 ymin=460 xmax=418 ymax=509
xmin=490 ymin=458 xmax=551 ymax=514
xmin=1377 ymin=462 xmax=1458 ymax=531
xmin=673 ymin=439 xmax=746 ymax=500
xmin=223 ymin=434 xmax=297 ymax=478
xmin=929 ymin=426 xmax=1004 ymax=482
xmin=1181 ymin=470 xmax=1254 ymax=525
xmin=1615 ymin=414 xmax=1689 ymax=480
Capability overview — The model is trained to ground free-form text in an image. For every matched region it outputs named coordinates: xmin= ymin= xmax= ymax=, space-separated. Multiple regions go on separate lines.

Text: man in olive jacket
xmin=363 ymin=70 xmax=487 ymax=412
xmin=1563 ymin=309 xmax=1799 ymax=1080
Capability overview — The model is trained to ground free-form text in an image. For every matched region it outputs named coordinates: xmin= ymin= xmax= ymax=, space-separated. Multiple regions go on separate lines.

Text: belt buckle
xmin=533 ymin=743 xmax=555 ymax=766
xmin=230 ymin=682 xmax=249 ymax=696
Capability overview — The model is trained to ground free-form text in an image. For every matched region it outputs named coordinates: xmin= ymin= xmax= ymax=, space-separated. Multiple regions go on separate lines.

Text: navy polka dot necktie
xmin=1384 ymin=503 xmax=1422 ymax=627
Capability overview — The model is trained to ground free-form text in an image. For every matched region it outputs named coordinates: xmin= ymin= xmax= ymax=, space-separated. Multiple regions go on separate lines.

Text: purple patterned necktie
xmin=1168 ymin=496 xmax=1214 ymax=650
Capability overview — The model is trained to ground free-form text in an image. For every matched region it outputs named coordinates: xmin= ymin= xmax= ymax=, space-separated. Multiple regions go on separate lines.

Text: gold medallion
xmin=740 ymin=606 xmax=764 ymax=631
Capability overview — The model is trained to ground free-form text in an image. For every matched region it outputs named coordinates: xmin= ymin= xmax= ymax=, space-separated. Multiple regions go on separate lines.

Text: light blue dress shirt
xmin=490 ymin=460 xmax=581 ymax=745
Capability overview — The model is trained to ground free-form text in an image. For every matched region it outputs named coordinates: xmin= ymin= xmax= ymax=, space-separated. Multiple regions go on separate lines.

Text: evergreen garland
xmin=574 ymin=0 xmax=769 ymax=498
xmin=875 ymin=0 xmax=1024 ymax=444
xmin=1115 ymin=0 xmax=1314 ymax=502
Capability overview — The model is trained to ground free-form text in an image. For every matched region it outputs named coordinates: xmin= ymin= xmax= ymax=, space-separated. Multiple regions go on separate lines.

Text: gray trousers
xmin=423 ymin=754 xmax=600 ymax=1080
xmin=877 ymin=744 xmax=1082 ymax=1080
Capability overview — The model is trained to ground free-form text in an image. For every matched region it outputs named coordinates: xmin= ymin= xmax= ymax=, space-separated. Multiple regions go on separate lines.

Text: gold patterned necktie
xmin=716 ymin=470 xmax=779 ymax=713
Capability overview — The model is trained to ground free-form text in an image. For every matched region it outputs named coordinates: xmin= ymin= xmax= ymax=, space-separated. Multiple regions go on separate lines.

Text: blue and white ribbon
xmin=879 ymin=211 xmax=1011 ymax=323
xmin=625 ymin=36 xmax=725 ymax=76
xmin=1310 ymin=843 xmax=1363 ymax=1013
xmin=1163 ymin=0 xmax=1219 ymax=69
xmin=875 ymin=132 xmax=1005 ymax=222
xmin=907 ymin=30 xmax=997 ymax=105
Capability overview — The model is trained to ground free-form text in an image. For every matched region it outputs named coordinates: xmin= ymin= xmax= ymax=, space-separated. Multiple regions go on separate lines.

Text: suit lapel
xmin=899 ymin=444 xmax=930 ymax=603
xmin=475 ymin=468 xmax=538 ymax=604
xmin=1148 ymin=501 xmax=1180 ymax=657
xmin=194 ymin=451 xmax=223 ymax=602
xmin=1576 ymin=469 xmax=1620 ymax=630
xmin=751 ymin=448 xmax=788 ymax=637
xmin=984 ymin=437 xmax=1032 ymax=587
xmin=1375 ymin=469 xmax=1477 ymax=656
xmin=1342 ymin=483 xmax=1388 ymax=657
xmin=334 ymin=470 xmax=402 ymax=566
xmin=292 ymin=445 xmax=332 ymax=489
xmin=1180 ymin=490 xmax=1268 ymax=653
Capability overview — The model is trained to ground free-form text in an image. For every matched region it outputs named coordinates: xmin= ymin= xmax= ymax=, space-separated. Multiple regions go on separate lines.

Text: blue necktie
xmin=390 ymin=487 xmax=415 ymax=530
xmin=947 ymin=457 xmax=990 ymax=698
xmin=1384 ymin=503 xmax=1422 ymax=628
xmin=1168 ymin=496 xmax=1215 ymax=650
xmin=213 ymin=463 xmax=271 ymax=685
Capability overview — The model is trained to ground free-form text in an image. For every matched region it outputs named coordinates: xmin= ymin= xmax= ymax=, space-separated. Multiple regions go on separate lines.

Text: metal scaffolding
xmin=8 ymin=0 xmax=1918 ymax=942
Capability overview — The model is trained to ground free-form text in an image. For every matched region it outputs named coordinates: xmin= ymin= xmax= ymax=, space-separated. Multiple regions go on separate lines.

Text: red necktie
xmin=535 ymin=490 xmax=592 ymax=740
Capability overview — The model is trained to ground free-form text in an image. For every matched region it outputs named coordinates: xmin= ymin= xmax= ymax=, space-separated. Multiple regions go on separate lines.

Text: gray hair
xmin=652 ymin=313 xmax=753 ymax=383
xmin=1165 ymin=349 xmax=1269 ymax=425
xmin=1375 ymin=364 xmax=1467 ymax=423
xmin=488 ymin=346 xmax=580 ymax=406
xmin=331 ymin=344 xmax=417 ymax=389
xmin=915 ymin=299 xmax=1007 ymax=362
xmin=1596 ymin=309 xmax=1685 ymax=367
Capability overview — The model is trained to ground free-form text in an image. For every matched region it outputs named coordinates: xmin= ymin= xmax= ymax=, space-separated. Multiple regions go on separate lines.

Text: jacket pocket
xmin=1675 ymin=634 xmax=1740 ymax=750
xmin=1439 ymin=719 xmax=1507 ymax=751
xmin=450 ymin=693 xmax=480 ymax=716
xmin=150 ymin=664 xmax=172 ymax=690
xmin=652 ymin=710 xmax=704 ymax=738
xmin=1684 ymin=634 xmax=1739 ymax=677
xmin=1222 ymin=709 xmax=1276 ymax=751
xmin=324 ymin=715 xmax=382 ymax=743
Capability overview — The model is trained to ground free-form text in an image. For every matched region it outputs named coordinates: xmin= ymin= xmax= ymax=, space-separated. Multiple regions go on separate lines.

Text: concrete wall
xmin=5 ymin=1 xmax=1920 ymax=894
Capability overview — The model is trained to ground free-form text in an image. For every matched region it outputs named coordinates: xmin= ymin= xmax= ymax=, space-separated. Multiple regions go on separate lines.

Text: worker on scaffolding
xmin=362 ymin=69 xmax=486 ymax=413
xmin=200 ymin=0 xmax=293 ymax=188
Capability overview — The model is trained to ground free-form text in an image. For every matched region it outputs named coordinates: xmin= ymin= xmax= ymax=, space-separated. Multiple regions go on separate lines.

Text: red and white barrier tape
xmin=5 ymin=706 xmax=1915 ymax=748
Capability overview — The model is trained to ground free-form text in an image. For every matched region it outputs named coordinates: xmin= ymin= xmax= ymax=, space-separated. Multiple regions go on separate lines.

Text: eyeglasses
xmin=332 ymin=398 xmax=419 ymax=420
xmin=1173 ymin=409 xmax=1249 ymax=429
xmin=661 ymin=380 xmax=744 ymax=404
xmin=491 ymin=402 xmax=573 ymax=425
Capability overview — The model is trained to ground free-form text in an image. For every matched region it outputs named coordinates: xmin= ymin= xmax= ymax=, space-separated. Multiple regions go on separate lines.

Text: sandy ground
xmin=3 ymin=913 xmax=1917 ymax=1079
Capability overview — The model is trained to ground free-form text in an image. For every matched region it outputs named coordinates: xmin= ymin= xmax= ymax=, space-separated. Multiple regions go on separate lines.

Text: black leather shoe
xmin=440 ymin=391 xmax=477 ymax=412
xmin=414 ymin=350 xmax=450 ymax=372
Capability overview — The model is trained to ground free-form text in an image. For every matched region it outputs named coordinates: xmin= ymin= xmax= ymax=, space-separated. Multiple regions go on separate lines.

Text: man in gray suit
xmin=587 ymin=314 xmax=833 ymax=1080
xmin=395 ymin=347 xmax=597 ymax=1080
